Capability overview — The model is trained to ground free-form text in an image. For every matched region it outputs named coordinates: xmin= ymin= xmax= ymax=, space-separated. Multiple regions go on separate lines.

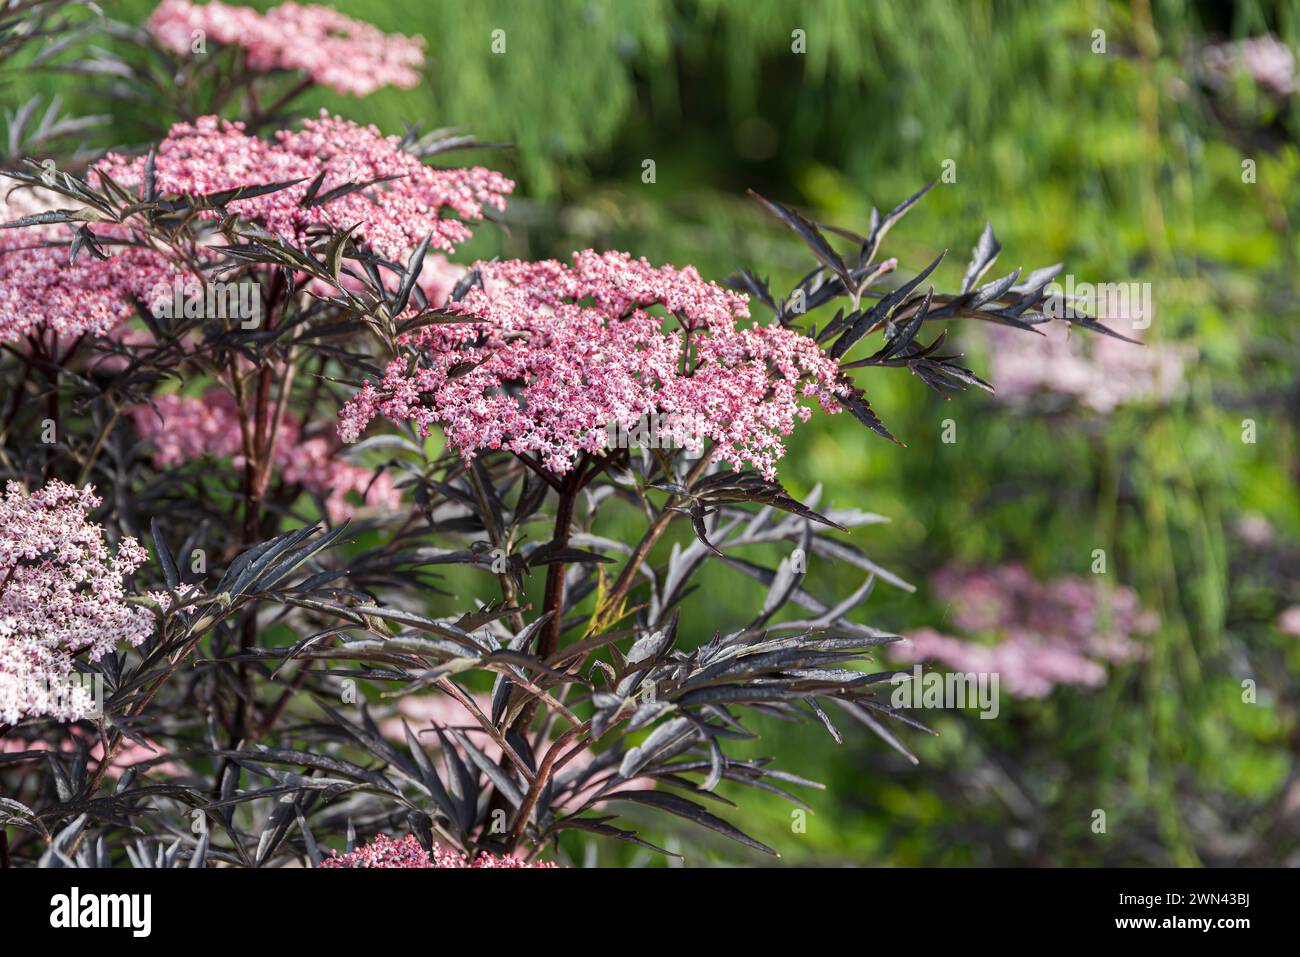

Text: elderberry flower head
xmin=94 ymin=113 xmax=513 ymax=260
xmin=318 ymin=833 xmax=556 ymax=868
xmin=0 ymin=185 xmax=189 ymax=344
xmin=0 ymin=481 xmax=155 ymax=724
xmin=338 ymin=250 xmax=846 ymax=480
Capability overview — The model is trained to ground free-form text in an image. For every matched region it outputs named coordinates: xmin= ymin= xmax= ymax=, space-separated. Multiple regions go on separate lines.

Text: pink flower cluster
xmin=338 ymin=250 xmax=845 ymax=479
xmin=1200 ymin=34 xmax=1297 ymax=97
xmin=148 ymin=0 xmax=426 ymax=96
xmin=0 ymin=481 xmax=154 ymax=725
xmin=0 ymin=185 xmax=186 ymax=343
xmin=318 ymin=833 xmax=556 ymax=869
xmin=377 ymin=689 xmax=488 ymax=743
xmin=95 ymin=113 xmax=513 ymax=260
xmin=895 ymin=563 xmax=1156 ymax=698
xmin=131 ymin=388 xmax=400 ymax=522
xmin=985 ymin=322 xmax=1188 ymax=413
xmin=0 ymin=728 xmax=184 ymax=780
xmin=1278 ymin=606 xmax=1300 ymax=636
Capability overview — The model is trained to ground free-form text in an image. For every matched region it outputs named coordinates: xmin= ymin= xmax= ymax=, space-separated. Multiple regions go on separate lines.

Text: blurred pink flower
xmin=985 ymin=322 xmax=1189 ymax=413
xmin=1234 ymin=514 xmax=1276 ymax=548
xmin=83 ymin=324 xmax=162 ymax=376
xmin=148 ymin=0 xmax=426 ymax=97
xmin=0 ymin=728 xmax=184 ymax=780
xmin=1200 ymin=34 xmax=1297 ymax=97
xmin=897 ymin=564 xmax=1156 ymax=698
xmin=130 ymin=388 xmax=400 ymax=521
xmin=380 ymin=691 xmax=652 ymax=809
xmin=378 ymin=690 xmax=493 ymax=744
xmin=1278 ymin=606 xmax=1300 ymax=636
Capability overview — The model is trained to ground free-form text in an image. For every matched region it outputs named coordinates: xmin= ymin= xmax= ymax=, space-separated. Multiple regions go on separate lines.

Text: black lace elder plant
xmin=191 ymin=186 xmax=1123 ymax=863
xmin=0 ymin=2 xmax=1135 ymax=867
xmin=0 ymin=159 xmax=1127 ymax=866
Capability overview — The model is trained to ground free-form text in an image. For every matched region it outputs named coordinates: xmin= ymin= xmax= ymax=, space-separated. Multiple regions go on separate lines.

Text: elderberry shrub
xmin=0 ymin=0 xmax=1129 ymax=868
